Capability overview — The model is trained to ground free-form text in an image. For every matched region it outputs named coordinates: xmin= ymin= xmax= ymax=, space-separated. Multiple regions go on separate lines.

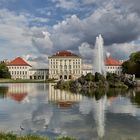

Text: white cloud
xmin=0 ymin=9 xmax=34 ymax=56
xmin=78 ymin=42 xmax=93 ymax=64
xmin=54 ymin=0 xmax=77 ymax=9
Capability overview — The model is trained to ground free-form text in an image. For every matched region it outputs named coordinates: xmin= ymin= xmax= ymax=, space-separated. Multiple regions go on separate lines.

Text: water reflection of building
xmin=49 ymin=83 xmax=82 ymax=108
xmin=7 ymin=84 xmax=30 ymax=102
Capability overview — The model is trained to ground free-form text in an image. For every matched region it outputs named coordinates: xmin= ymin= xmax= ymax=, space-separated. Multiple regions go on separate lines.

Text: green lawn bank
xmin=0 ymin=133 xmax=76 ymax=140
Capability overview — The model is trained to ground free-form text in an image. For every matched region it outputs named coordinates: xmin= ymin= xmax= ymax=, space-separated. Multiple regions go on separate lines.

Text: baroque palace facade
xmin=48 ymin=50 xmax=82 ymax=80
xmin=4 ymin=50 xmax=123 ymax=80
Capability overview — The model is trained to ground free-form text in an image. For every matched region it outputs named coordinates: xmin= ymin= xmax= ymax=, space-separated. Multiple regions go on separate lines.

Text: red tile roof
xmin=8 ymin=93 xmax=27 ymax=102
xmin=7 ymin=57 xmax=31 ymax=66
xmin=52 ymin=50 xmax=79 ymax=57
xmin=105 ymin=56 xmax=122 ymax=66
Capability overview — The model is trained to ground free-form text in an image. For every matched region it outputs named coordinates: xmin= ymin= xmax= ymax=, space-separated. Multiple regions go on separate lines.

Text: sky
xmin=0 ymin=0 xmax=140 ymax=68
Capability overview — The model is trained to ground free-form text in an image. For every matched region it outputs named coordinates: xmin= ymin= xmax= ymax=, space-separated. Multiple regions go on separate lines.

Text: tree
xmin=0 ymin=62 xmax=11 ymax=79
xmin=122 ymin=51 xmax=140 ymax=77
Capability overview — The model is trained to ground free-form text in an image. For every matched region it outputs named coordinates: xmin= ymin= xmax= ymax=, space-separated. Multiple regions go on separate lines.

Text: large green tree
xmin=122 ymin=51 xmax=140 ymax=77
xmin=0 ymin=62 xmax=11 ymax=79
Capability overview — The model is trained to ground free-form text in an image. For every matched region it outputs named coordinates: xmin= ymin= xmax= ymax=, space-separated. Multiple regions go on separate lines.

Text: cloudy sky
xmin=0 ymin=0 xmax=140 ymax=67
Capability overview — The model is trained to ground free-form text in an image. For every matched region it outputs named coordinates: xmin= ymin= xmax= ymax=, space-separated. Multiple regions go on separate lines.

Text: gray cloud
xmin=48 ymin=0 xmax=140 ymax=63
xmin=1 ymin=0 xmax=140 ymax=66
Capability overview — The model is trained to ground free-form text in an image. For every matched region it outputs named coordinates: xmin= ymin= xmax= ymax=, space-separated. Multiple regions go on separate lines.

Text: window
xmin=64 ymin=75 xmax=67 ymax=79
xmin=60 ymin=65 xmax=63 ymax=69
xmin=64 ymin=70 xmax=67 ymax=73
xmin=64 ymin=65 xmax=67 ymax=69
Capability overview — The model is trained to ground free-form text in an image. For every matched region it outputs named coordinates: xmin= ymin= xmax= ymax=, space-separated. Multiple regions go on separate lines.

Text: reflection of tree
xmin=94 ymin=89 xmax=106 ymax=100
xmin=0 ymin=86 xmax=8 ymax=98
xmin=80 ymin=87 xmax=129 ymax=101
xmin=130 ymin=90 xmax=140 ymax=106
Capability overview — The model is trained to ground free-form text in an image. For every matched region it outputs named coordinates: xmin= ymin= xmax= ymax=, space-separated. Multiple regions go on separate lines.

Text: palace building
xmin=48 ymin=50 xmax=82 ymax=80
xmin=7 ymin=57 xmax=32 ymax=79
xmin=7 ymin=57 xmax=48 ymax=80
xmin=105 ymin=56 xmax=122 ymax=75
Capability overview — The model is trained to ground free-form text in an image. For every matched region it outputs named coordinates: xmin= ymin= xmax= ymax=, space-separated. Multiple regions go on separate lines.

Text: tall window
xmin=60 ymin=65 xmax=63 ymax=69
xmin=64 ymin=65 xmax=67 ymax=69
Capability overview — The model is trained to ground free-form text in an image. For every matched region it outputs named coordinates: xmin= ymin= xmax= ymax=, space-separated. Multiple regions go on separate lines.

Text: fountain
xmin=93 ymin=34 xmax=106 ymax=76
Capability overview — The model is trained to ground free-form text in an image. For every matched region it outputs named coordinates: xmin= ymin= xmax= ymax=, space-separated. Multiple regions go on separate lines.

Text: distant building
xmin=48 ymin=50 xmax=82 ymax=80
xmin=7 ymin=57 xmax=32 ymax=79
xmin=105 ymin=56 xmax=122 ymax=75
xmin=82 ymin=64 xmax=93 ymax=75
xmin=29 ymin=68 xmax=48 ymax=80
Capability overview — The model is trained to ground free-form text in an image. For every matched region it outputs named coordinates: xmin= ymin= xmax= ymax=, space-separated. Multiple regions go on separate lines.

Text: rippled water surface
xmin=0 ymin=83 xmax=140 ymax=140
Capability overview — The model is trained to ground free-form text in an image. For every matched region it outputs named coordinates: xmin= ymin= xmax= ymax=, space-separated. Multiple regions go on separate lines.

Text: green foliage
xmin=0 ymin=133 xmax=17 ymax=140
xmin=95 ymin=72 xmax=105 ymax=82
xmin=57 ymin=137 xmax=76 ymax=140
xmin=122 ymin=51 xmax=140 ymax=77
xmin=106 ymin=73 xmax=120 ymax=82
xmin=0 ymin=133 xmax=76 ymax=140
xmin=84 ymin=73 xmax=95 ymax=81
xmin=0 ymin=62 xmax=11 ymax=79
xmin=130 ymin=51 xmax=140 ymax=63
xmin=0 ymin=133 xmax=49 ymax=140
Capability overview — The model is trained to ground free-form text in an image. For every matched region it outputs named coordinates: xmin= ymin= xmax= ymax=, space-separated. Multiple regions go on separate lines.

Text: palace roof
xmin=49 ymin=50 xmax=80 ymax=58
xmin=7 ymin=57 xmax=31 ymax=66
xmin=105 ymin=56 xmax=122 ymax=66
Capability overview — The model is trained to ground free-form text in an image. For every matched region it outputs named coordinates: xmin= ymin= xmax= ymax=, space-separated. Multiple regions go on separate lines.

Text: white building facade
xmin=29 ymin=69 xmax=48 ymax=80
xmin=7 ymin=57 xmax=32 ymax=79
xmin=7 ymin=57 xmax=48 ymax=80
xmin=48 ymin=51 xmax=82 ymax=80
xmin=82 ymin=64 xmax=93 ymax=76
xmin=105 ymin=56 xmax=122 ymax=75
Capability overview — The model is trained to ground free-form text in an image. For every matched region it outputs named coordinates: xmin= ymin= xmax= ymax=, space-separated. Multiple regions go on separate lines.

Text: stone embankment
xmin=55 ymin=73 xmax=137 ymax=93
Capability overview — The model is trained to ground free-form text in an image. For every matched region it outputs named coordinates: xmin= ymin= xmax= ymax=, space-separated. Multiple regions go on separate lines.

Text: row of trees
xmin=0 ymin=62 xmax=11 ymax=79
xmin=122 ymin=51 xmax=140 ymax=77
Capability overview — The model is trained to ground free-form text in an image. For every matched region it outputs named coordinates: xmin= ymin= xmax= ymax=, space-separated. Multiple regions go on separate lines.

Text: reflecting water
xmin=0 ymin=83 xmax=140 ymax=140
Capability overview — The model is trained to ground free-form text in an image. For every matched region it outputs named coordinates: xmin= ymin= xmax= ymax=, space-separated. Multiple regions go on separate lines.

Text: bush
xmin=84 ymin=73 xmax=95 ymax=81
xmin=95 ymin=72 xmax=105 ymax=82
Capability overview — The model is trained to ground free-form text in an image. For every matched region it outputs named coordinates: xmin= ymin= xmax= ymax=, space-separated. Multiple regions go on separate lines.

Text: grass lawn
xmin=0 ymin=79 xmax=56 ymax=83
xmin=0 ymin=133 xmax=76 ymax=140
